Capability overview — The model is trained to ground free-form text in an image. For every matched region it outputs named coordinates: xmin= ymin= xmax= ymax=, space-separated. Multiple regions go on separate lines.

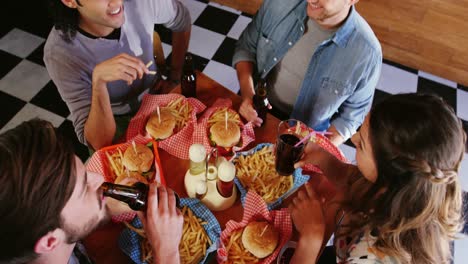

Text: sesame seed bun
xmin=209 ymin=121 xmax=240 ymax=148
xmin=122 ymin=143 xmax=154 ymax=172
xmin=241 ymin=221 xmax=279 ymax=258
xmin=146 ymin=108 xmax=176 ymax=140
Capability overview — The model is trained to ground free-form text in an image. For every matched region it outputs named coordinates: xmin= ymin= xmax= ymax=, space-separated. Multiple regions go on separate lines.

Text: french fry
xmin=165 ymin=97 xmax=193 ymax=132
xmin=125 ymin=206 xmax=210 ymax=264
xmin=208 ymin=107 xmax=241 ymax=126
xmin=234 ymin=146 xmax=293 ymax=203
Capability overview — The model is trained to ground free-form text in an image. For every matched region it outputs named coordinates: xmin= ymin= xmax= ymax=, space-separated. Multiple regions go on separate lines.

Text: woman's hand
xmin=289 ymin=182 xmax=326 ymax=240
xmin=294 ymin=142 xmax=331 ymax=169
xmin=137 ymin=185 xmax=183 ymax=264
xmin=289 ymin=182 xmax=326 ymax=264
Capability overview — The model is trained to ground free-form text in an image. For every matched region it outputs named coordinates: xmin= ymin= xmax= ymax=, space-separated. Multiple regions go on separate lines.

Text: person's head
xmin=0 ymin=119 xmax=108 ymax=263
xmin=47 ymin=0 xmax=125 ymax=41
xmin=306 ymin=0 xmax=359 ymax=29
xmin=344 ymin=93 xmax=465 ymax=264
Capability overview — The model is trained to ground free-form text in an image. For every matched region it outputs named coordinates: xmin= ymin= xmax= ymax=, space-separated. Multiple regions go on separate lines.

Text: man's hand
xmin=239 ymin=97 xmax=263 ymax=126
xmin=92 ymin=53 xmax=149 ymax=87
xmin=137 ymin=185 xmax=183 ymax=264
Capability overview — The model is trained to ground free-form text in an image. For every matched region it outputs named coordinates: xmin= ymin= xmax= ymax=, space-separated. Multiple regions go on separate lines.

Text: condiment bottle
xmin=101 ymin=182 xmax=180 ymax=211
xmin=216 ymin=161 xmax=236 ymax=198
xmin=189 ymin=144 xmax=206 ymax=175
xmin=181 ymin=53 xmax=197 ymax=98
xmin=252 ymin=79 xmax=269 ymax=126
xmin=195 ymin=180 xmax=208 ymax=200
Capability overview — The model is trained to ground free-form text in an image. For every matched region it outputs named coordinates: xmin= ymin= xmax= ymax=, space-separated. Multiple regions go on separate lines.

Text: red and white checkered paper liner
xmin=86 ymin=135 xmax=164 ymax=223
xmin=193 ymin=98 xmax=255 ymax=156
xmin=300 ymin=129 xmax=349 ymax=173
xmin=125 ymin=94 xmax=206 ymax=159
xmin=217 ymin=191 xmax=292 ymax=264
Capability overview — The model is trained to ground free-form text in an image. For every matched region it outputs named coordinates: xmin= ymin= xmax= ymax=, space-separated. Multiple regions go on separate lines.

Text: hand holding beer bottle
xmin=139 ymin=184 xmax=183 ymax=263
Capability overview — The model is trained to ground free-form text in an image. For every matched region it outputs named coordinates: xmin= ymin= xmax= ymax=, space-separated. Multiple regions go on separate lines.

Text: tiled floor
xmin=1 ymin=0 xmax=467 ymax=261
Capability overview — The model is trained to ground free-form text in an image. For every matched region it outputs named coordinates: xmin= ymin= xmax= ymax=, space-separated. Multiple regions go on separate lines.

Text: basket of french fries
xmin=217 ymin=191 xmax=292 ymax=264
xmin=125 ymin=94 xmax=206 ymax=159
xmin=193 ymin=98 xmax=255 ymax=156
xmin=232 ymin=143 xmax=309 ymax=210
xmin=86 ymin=135 xmax=165 ymax=222
xmin=119 ymin=198 xmax=221 ymax=264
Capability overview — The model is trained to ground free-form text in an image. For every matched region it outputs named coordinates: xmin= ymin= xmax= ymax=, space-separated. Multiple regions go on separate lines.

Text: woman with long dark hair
xmin=290 ymin=93 xmax=465 ymax=263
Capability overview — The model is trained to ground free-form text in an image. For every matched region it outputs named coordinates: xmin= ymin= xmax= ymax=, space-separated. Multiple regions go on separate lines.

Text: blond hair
xmin=336 ymin=94 xmax=465 ymax=263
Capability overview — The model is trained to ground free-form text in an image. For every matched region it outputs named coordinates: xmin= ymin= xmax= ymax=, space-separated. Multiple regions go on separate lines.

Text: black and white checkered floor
xmin=1 ymin=0 xmax=467 ymax=260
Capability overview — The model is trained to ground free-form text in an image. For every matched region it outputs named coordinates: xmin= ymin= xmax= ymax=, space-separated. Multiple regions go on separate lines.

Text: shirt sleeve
xmin=232 ymin=0 xmax=271 ymax=67
xmin=331 ymin=52 xmax=382 ymax=140
xmin=44 ymin=47 xmax=92 ymax=146
xmin=152 ymin=0 xmax=191 ymax=32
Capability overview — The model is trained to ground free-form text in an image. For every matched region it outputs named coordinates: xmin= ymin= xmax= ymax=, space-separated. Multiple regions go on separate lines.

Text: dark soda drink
xmin=275 ymin=134 xmax=305 ymax=175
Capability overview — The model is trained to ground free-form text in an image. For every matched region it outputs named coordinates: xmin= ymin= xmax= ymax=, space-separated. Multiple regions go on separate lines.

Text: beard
xmin=62 ymin=211 xmax=110 ymax=244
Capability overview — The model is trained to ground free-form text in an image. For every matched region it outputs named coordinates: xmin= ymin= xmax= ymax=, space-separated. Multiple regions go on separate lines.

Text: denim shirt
xmin=233 ymin=0 xmax=382 ymax=139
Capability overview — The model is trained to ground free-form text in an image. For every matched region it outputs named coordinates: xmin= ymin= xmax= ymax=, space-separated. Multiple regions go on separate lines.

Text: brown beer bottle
xmin=101 ymin=182 xmax=180 ymax=211
xmin=253 ymin=79 xmax=269 ymax=126
xmin=181 ymin=53 xmax=197 ymax=98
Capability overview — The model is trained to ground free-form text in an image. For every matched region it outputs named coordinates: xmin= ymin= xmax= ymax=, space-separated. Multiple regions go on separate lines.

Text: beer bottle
xmin=101 ymin=182 xmax=180 ymax=211
xmin=252 ymin=79 xmax=269 ymax=126
xmin=181 ymin=53 xmax=197 ymax=98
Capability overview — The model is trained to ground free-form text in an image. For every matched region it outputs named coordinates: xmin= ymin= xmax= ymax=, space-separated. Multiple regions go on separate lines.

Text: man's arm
xmin=84 ymin=81 xmax=116 ymax=150
xmin=233 ymin=0 xmax=270 ymax=126
xmin=330 ymin=53 xmax=382 ymax=142
xmin=85 ymin=54 xmax=149 ymax=150
xmin=154 ymin=0 xmax=191 ymax=93
xmin=169 ymin=29 xmax=190 ymax=82
xmin=236 ymin=61 xmax=264 ymax=126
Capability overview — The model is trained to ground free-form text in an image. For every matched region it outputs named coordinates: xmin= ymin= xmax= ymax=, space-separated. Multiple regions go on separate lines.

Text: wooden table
xmin=83 ymin=73 xmax=332 ymax=263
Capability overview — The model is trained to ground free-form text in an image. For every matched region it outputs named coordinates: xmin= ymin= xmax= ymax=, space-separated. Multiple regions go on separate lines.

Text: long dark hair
xmin=46 ymin=0 xmax=82 ymax=42
xmin=337 ymin=93 xmax=465 ymax=263
xmin=0 ymin=119 xmax=77 ymax=263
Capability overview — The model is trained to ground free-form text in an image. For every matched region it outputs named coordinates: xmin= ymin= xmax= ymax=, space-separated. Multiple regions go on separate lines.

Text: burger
xmin=209 ymin=120 xmax=241 ymax=150
xmin=122 ymin=143 xmax=154 ymax=173
xmin=241 ymin=221 xmax=279 ymax=258
xmin=146 ymin=108 xmax=176 ymax=140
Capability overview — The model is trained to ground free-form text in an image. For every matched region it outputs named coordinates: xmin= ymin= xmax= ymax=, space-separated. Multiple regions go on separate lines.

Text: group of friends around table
xmin=0 ymin=0 xmax=465 ymax=263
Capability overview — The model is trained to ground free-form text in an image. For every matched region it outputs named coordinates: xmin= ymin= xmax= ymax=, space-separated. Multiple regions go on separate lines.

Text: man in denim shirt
xmin=234 ymin=0 xmax=382 ymax=145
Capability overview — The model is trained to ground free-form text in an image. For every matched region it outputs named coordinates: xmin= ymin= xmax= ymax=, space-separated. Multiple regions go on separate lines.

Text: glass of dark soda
xmin=275 ymin=119 xmax=307 ymax=175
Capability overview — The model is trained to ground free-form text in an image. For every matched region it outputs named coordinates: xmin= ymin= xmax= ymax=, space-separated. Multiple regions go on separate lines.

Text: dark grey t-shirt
xmin=267 ymin=19 xmax=336 ymax=116
xmin=44 ymin=0 xmax=190 ymax=144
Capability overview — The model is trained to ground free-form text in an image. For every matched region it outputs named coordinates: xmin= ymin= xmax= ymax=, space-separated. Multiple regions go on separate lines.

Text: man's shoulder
xmin=349 ymin=10 xmax=382 ymax=55
xmin=259 ymin=0 xmax=304 ymax=18
xmin=44 ymin=28 xmax=77 ymax=57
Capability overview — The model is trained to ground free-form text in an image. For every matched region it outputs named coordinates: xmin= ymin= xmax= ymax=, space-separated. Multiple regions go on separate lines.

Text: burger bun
xmin=146 ymin=108 xmax=176 ymax=140
xmin=122 ymin=143 xmax=154 ymax=172
xmin=209 ymin=120 xmax=240 ymax=148
xmin=241 ymin=221 xmax=279 ymax=258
